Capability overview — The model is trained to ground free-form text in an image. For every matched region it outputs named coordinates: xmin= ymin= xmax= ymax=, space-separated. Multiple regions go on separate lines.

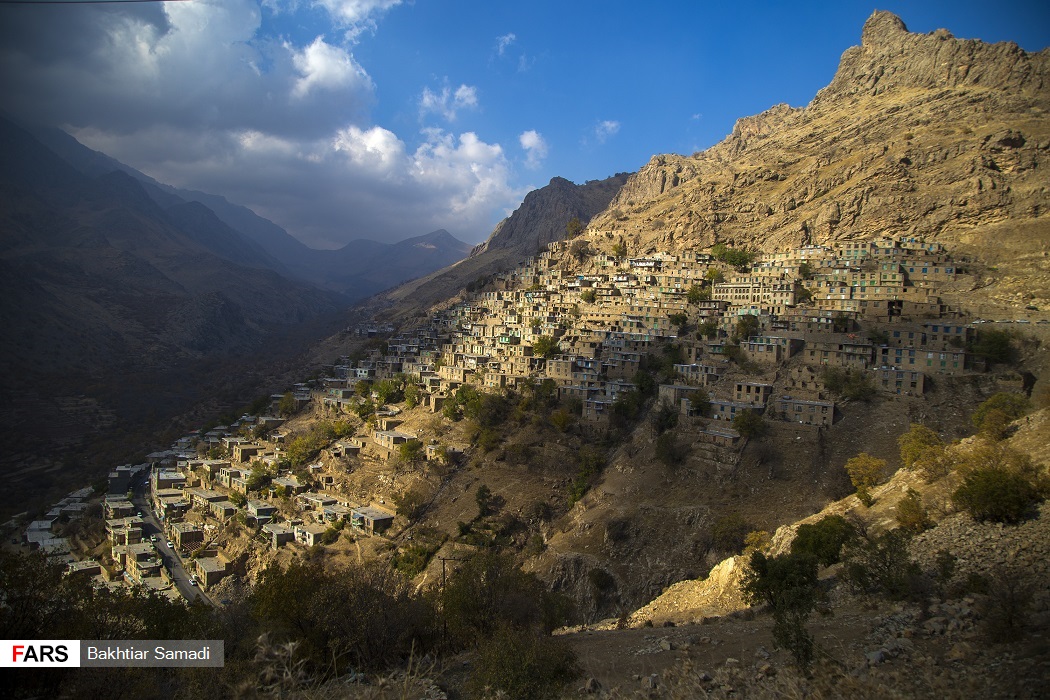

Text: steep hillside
xmin=472 ymin=174 xmax=631 ymax=257
xmin=0 ymin=118 xmax=349 ymax=516
xmin=585 ymin=11 xmax=1049 ymax=313
xmin=376 ymin=173 xmax=629 ymax=321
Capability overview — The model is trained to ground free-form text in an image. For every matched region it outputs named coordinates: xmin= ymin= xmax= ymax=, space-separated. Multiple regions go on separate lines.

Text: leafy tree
xmin=533 ymin=335 xmax=560 ymax=359
xmin=652 ymin=401 xmax=679 ymax=434
xmin=741 ymin=551 xmax=820 ymax=672
xmin=246 ymin=464 xmax=274 ymax=492
xmin=735 ymin=314 xmax=760 ymax=340
xmin=668 ymin=312 xmax=688 ymax=332
xmin=251 ymin=559 xmax=437 ymax=675
xmin=580 ymin=289 xmax=596 ymax=303
xmin=612 ymin=240 xmax=627 ymax=258
xmin=277 ymin=391 xmax=297 ymax=417
xmin=441 ymin=551 xmax=573 ymax=648
xmin=398 ymin=438 xmax=424 ymax=464
xmin=697 ymin=320 xmax=719 ymax=339
xmin=705 ymin=268 xmax=725 ymax=284
xmin=404 ymin=383 xmax=420 ymax=409
xmin=655 ymin=431 xmax=688 ymax=467
xmin=632 ymin=369 xmax=657 ymax=397
xmin=895 ymin=488 xmax=932 ymax=532
xmin=686 ymin=283 xmax=708 ymax=304
xmin=897 ymin=423 xmax=943 ymax=469
xmin=844 ymin=452 xmax=886 ymax=506
xmin=791 ymin=515 xmax=856 ymax=566
xmin=953 ymin=466 xmax=1044 ymax=524
xmin=732 ymin=409 xmax=767 ymax=439
xmin=475 ymin=484 xmax=495 ymax=518
xmin=565 ymin=216 xmax=584 ymax=238
xmin=549 ymin=408 xmax=573 ymax=432
xmin=842 ymin=530 xmax=924 ymax=600
xmin=971 ymin=392 xmax=1030 ymax=438
xmin=969 ymin=329 xmax=1017 ymax=365
xmin=711 ymin=244 xmax=755 ymax=271
xmin=914 ymin=442 xmax=951 ymax=483
xmin=711 ymin=513 xmax=752 ymax=554
xmin=569 ymin=238 xmax=590 ymax=261
xmin=798 ymin=262 xmax=814 ymax=279
xmin=467 ymin=625 xmax=580 ymax=700
xmin=373 ymin=378 xmax=403 ymax=405
xmin=822 ymin=366 xmax=877 ymax=401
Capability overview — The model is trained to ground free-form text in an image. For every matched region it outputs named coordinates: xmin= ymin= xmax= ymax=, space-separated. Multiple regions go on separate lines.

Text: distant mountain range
xmin=27 ymin=124 xmax=473 ymax=300
xmin=0 ymin=116 xmax=470 ymax=513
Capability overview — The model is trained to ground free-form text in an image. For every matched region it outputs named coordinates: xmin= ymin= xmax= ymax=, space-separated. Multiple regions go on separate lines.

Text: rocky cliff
xmin=586 ymin=11 xmax=1049 ymax=310
xmin=472 ymin=174 xmax=630 ymax=257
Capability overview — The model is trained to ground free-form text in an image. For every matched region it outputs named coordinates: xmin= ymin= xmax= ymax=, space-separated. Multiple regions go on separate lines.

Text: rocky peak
xmin=818 ymin=11 xmax=1044 ymax=103
xmin=470 ymin=173 xmax=629 ymax=258
xmin=860 ymin=9 xmax=909 ymax=47
xmin=583 ymin=11 xmax=1050 ymax=314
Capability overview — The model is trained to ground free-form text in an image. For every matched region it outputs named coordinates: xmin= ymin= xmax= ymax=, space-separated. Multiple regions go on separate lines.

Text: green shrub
xmin=711 ymin=513 xmax=752 ymax=554
xmin=790 ymin=515 xmax=855 ymax=566
xmin=741 ymin=551 xmax=820 ymax=672
xmin=895 ymin=488 xmax=932 ymax=532
xmin=952 ymin=466 xmax=1043 ymax=524
xmin=979 ymin=571 xmax=1034 ymax=642
xmin=441 ymin=551 xmax=574 ymax=648
xmin=466 ymin=626 xmax=580 ymax=700
xmin=655 ymin=431 xmax=688 ymax=467
xmin=392 ymin=544 xmax=437 ymax=579
xmin=732 ymin=409 xmax=767 ymax=439
xmin=971 ymin=392 xmax=1030 ymax=437
xmin=844 ymin=453 xmax=886 ymax=506
xmin=897 ymin=423 xmax=943 ymax=469
xmin=842 ymin=530 xmax=924 ymax=600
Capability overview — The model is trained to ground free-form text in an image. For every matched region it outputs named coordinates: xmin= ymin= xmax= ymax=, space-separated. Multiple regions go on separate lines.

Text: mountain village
xmin=15 ymin=229 xmax=1037 ymax=604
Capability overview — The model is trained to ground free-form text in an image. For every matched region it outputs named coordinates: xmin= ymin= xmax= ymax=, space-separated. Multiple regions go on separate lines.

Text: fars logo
xmin=1 ymin=640 xmax=81 ymax=667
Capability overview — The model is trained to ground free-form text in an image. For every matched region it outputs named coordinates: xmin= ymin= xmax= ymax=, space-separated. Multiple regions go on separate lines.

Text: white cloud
xmin=332 ymin=124 xmax=405 ymax=177
xmin=496 ymin=33 xmax=516 ymax=56
xmin=1 ymin=0 xmax=527 ymax=248
xmin=595 ymin=120 xmax=621 ymax=143
xmin=291 ymin=36 xmax=371 ymax=99
xmin=311 ymin=0 xmax=402 ymax=40
xmin=75 ymin=121 xmax=525 ymax=248
xmin=519 ymin=129 xmax=548 ymax=169
xmin=419 ymin=82 xmax=480 ymax=122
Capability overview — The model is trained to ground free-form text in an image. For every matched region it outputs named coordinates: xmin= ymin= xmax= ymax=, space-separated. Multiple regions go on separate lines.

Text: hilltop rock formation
xmin=377 ymin=173 xmax=630 ymax=318
xmin=587 ymin=11 xmax=1049 ymax=309
xmin=472 ymin=174 xmax=630 ymax=258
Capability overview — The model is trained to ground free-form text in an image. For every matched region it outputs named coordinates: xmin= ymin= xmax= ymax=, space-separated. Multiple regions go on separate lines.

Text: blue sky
xmin=1 ymin=1 xmax=1048 ymax=249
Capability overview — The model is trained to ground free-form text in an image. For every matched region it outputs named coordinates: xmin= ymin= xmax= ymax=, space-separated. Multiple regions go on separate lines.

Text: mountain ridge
xmin=23 ymin=122 xmax=474 ymax=301
xmin=581 ymin=10 xmax=1048 ymax=317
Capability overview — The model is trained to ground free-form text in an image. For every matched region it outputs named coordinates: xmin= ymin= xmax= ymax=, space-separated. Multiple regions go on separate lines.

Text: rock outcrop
xmin=471 ymin=174 xmax=630 ymax=257
xmin=586 ymin=11 xmax=1050 ymax=310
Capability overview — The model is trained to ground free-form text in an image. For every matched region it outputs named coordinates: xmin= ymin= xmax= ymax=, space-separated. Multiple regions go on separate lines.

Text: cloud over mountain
xmin=0 ymin=0 xmax=523 ymax=248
